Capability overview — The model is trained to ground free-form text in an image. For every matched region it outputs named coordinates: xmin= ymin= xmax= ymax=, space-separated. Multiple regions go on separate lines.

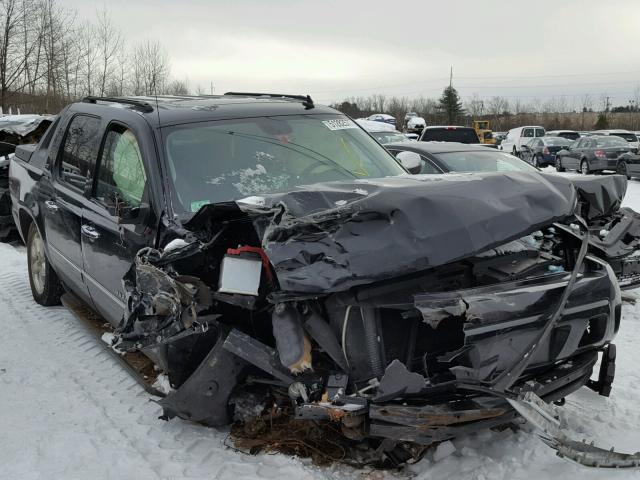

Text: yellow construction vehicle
xmin=473 ymin=120 xmax=496 ymax=145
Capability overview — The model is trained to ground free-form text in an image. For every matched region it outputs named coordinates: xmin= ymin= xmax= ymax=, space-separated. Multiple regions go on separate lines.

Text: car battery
xmin=218 ymin=247 xmax=264 ymax=296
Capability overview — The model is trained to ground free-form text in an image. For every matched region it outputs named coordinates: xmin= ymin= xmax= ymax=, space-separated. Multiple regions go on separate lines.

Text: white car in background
xmin=355 ymin=119 xmax=413 ymax=144
xmin=366 ymin=113 xmax=396 ymax=128
xmin=499 ymin=125 xmax=546 ymax=156
xmin=406 ymin=115 xmax=426 ymax=134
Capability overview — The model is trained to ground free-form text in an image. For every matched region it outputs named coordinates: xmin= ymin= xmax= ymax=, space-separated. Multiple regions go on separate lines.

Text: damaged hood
xmin=551 ymin=173 xmax=627 ymax=219
xmin=228 ymin=172 xmax=579 ymax=293
xmin=0 ymin=114 xmax=54 ymax=137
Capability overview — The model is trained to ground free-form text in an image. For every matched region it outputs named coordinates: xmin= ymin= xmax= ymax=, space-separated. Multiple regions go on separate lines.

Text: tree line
xmin=0 ymin=0 xmax=188 ymax=114
xmin=331 ymin=87 xmax=640 ymax=132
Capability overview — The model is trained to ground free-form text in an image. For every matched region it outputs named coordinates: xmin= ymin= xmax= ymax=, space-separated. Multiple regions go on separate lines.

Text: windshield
xmin=595 ymin=136 xmax=629 ymax=148
xmin=434 ymin=151 xmax=538 ymax=173
xmin=164 ymin=114 xmax=406 ymax=213
xmin=611 ymin=132 xmax=638 ymax=142
xmin=421 ymin=128 xmax=479 ymax=143
xmin=371 ymin=131 xmax=409 ymax=144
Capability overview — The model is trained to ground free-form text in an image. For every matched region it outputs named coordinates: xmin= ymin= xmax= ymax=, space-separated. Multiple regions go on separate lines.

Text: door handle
xmin=81 ymin=224 xmax=100 ymax=240
xmin=44 ymin=200 xmax=58 ymax=212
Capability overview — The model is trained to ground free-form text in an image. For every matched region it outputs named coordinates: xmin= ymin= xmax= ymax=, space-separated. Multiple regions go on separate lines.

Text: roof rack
xmin=82 ymin=96 xmax=154 ymax=113
xmin=224 ymin=92 xmax=314 ymax=109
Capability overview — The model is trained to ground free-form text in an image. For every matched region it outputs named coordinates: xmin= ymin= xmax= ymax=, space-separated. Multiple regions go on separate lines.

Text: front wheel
xmin=556 ymin=157 xmax=565 ymax=172
xmin=617 ymin=161 xmax=631 ymax=180
xmin=27 ymin=222 xmax=63 ymax=306
xmin=512 ymin=147 xmax=519 ymax=158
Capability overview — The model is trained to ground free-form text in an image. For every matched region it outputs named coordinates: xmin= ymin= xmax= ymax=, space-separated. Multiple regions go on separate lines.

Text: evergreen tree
xmin=594 ymin=112 xmax=609 ymax=130
xmin=438 ymin=86 xmax=465 ymax=124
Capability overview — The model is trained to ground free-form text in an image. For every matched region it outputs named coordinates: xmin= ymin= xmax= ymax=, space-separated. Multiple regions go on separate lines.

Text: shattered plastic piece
xmin=599 ymin=229 xmax=609 ymax=238
xmin=415 ymin=296 xmax=467 ymax=329
xmin=433 ymin=440 xmax=457 ymax=462
xmin=374 ymin=359 xmax=427 ymax=402
xmin=163 ymin=238 xmax=191 ymax=253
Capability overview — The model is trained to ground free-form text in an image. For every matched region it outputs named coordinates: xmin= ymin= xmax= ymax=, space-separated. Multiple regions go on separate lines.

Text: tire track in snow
xmin=0 ymin=259 xmax=341 ymax=480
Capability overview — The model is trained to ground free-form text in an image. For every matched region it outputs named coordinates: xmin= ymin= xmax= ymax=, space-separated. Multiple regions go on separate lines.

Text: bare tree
xmin=131 ymin=40 xmax=169 ymax=95
xmin=95 ymin=8 xmax=121 ymax=96
xmin=164 ymin=78 xmax=190 ymax=95
xmin=466 ymin=93 xmax=484 ymax=118
xmin=0 ymin=0 xmax=32 ymax=110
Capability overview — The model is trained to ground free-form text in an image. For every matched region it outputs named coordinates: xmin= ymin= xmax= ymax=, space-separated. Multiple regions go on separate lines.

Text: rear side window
xmin=420 ymin=128 xmax=479 ymax=143
xmin=59 ymin=115 xmax=100 ymax=191
xmin=612 ymin=133 xmax=638 ymax=142
xmin=96 ymin=126 xmax=147 ymax=208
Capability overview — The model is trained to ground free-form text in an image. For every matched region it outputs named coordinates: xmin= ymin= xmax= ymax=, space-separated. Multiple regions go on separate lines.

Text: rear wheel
xmin=27 ymin=222 xmax=63 ymax=306
xmin=556 ymin=157 xmax=565 ymax=172
xmin=580 ymin=159 xmax=590 ymax=175
xmin=617 ymin=161 xmax=631 ymax=180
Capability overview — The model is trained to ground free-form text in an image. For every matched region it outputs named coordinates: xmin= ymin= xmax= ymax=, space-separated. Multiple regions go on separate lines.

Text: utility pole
xmin=449 ymin=67 xmax=453 ymax=89
xmin=210 ymin=81 xmax=214 ymax=95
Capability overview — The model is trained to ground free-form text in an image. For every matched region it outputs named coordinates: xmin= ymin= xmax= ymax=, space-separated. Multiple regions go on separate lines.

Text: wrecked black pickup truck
xmin=7 ymin=94 xmax=635 ymax=466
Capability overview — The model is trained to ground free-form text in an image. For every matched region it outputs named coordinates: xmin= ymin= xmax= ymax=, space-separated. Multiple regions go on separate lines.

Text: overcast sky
xmin=68 ymin=0 xmax=640 ymax=108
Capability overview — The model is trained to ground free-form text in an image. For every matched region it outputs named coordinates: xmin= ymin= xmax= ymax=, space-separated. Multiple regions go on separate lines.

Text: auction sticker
xmin=322 ymin=118 xmax=357 ymax=130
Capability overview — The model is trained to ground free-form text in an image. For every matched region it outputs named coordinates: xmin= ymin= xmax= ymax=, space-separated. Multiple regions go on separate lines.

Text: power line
xmin=313 ymin=70 xmax=640 ymax=95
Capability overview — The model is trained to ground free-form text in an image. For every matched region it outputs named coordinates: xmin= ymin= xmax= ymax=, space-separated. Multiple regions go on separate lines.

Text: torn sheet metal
xmin=509 ymin=390 xmax=640 ymax=468
xmin=548 ymin=173 xmax=627 ymax=219
xmin=0 ymin=114 xmax=54 ymax=137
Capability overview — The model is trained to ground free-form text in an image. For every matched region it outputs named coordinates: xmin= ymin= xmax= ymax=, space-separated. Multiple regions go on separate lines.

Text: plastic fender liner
xmin=159 ymin=326 xmax=247 ymax=427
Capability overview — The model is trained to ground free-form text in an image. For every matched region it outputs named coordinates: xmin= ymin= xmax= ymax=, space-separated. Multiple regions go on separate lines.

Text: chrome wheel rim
xmin=581 ymin=162 xmax=588 ymax=174
xmin=533 ymin=156 xmax=538 ymax=167
xmin=30 ymin=229 xmax=46 ymax=295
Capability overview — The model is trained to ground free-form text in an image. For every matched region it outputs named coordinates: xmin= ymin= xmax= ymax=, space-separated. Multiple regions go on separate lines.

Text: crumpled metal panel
xmin=0 ymin=114 xmax=54 ymax=137
xmin=551 ymin=173 xmax=627 ymax=219
xmin=237 ymin=172 xmax=578 ymax=293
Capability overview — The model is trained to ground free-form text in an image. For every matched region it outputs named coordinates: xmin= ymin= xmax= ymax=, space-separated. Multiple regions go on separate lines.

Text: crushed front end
xmin=108 ymin=173 xmax=622 ymax=465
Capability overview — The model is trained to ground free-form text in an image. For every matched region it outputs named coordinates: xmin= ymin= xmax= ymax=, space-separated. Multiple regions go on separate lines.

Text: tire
xmin=580 ymin=159 xmax=590 ymax=175
xmin=512 ymin=147 xmax=519 ymax=158
xmin=556 ymin=157 xmax=565 ymax=172
xmin=532 ymin=155 xmax=539 ymax=168
xmin=27 ymin=222 xmax=63 ymax=306
xmin=617 ymin=161 xmax=631 ymax=180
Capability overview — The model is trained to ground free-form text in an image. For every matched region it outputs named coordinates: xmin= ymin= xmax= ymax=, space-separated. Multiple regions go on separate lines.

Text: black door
xmin=45 ymin=114 xmax=101 ymax=302
xmin=81 ymin=124 xmax=155 ymax=326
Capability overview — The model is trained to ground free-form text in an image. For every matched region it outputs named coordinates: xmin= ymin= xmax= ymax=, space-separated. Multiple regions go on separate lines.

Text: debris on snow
xmin=152 ymin=373 xmax=174 ymax=395
xmin=433 ymin=441 xmax=456 ymax=462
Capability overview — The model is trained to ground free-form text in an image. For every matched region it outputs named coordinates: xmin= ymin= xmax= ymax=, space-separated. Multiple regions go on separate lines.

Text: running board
xmin=61 ymin=293 xmax=166 ymax=398
xmin=508 ymin=391 xmax=640 ymax=468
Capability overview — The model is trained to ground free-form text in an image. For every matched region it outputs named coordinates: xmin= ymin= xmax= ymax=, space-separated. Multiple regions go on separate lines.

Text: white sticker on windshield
xmin=323 ymin=118 xmax=357 ymax=130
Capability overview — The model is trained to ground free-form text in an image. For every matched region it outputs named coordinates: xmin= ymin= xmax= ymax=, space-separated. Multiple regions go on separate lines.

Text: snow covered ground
xmin=3 ymin=175 xmax=640 ymax=480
